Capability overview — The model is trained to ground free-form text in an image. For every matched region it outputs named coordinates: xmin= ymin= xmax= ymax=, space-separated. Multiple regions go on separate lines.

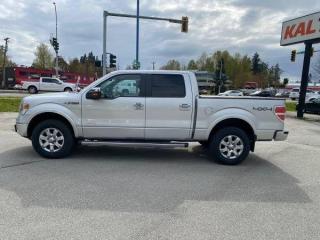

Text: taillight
xmin=275 ymin=106 xmax=286 ymax=121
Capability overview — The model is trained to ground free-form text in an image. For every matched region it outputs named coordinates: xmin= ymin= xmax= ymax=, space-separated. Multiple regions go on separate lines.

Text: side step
xmin=80 ymin=140 xmax=189 ymax=148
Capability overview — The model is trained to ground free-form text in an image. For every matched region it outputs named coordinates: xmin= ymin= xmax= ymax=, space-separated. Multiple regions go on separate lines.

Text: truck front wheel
xmin=31 ymin=120 xmax=75 ymax=158
xmin=208 ymin=127 xmax=250 ymax=165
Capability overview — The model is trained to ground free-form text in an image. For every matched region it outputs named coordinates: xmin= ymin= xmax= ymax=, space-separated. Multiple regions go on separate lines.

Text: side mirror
xmin=86 ymin=87 xmax=101 ymax=100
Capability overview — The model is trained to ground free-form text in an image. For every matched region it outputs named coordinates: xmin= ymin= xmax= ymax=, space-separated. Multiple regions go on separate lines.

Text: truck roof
xmin=110 ymin=70 xmax=193 ymax=75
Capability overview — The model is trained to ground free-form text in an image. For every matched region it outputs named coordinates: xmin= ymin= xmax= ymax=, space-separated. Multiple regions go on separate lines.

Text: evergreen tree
xmin=251 ymin=52 xmax=261 ymax=75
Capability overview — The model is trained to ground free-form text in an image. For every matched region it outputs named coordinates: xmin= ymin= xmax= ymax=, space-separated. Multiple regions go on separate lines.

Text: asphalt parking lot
xmin=1 ymin=113 xmax=320 ymax=240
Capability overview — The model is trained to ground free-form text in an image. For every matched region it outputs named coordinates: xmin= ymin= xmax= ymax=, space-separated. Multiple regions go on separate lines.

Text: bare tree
xmin=32 ymin=43 xmax=54 ymax=69
xmin=160 ymin=59 xmax=181 ymax=70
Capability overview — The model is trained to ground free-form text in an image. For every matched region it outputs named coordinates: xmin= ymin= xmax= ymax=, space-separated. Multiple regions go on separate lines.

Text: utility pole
xmin=218 ymin=58 xmax=223 ymax=94
xmin=297 ymin=42 xmax=313 ymax=118
xmin=53 ymin=2 xmax=59 ymax=77
xmin=152 ymin=61 xmax=155 ymax=70
xmin=1 ymin=37 xmax=9 ymax=89
xmin=136 ymin=0 xmax=140 ymax=69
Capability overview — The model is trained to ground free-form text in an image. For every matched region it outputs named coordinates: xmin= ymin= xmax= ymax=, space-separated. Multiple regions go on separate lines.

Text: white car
xmin=15 ymin=70 xmax=288 ymax=165
xmin=289 ymin=88 xmax=315 ymax=101
xmin=218 ymin=90 xmax=243 ymax=96
xmin=18 ymin=77 xmax=76 ymax=94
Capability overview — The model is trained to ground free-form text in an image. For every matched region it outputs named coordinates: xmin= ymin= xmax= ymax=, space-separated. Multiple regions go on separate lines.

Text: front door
xmin=82 ymin=74 xmax=146 ymax=139
xmin=145 ymin=74 xmax=193 ymax=140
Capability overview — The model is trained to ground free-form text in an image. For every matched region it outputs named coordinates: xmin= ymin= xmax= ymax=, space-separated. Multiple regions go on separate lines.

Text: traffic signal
xmin=55 ymin=41 xmax=59 ymax=52
xmin=311 ymin=47 xmax=314 ymax=57
xmin=181 ymin=16 xmax=188 ymax=33
xmin=50 ymin=37 xmax=59 ymax=52
xmin=50 ymin=37 xmax=56 ymax=47
xmin=291 ymin=50 xmax=296 ymax=62
xmin=109 ymin=54 xmax=117 ymax=68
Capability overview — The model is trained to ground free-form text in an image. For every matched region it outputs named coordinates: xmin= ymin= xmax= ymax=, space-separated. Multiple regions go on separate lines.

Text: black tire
xmin=208 ymin=127 xmax=250 ymax=165
xmin=64 ymin=87 xmax=72 ymax=92
xmin=31 ymin=119 xmax=75 ymax=158
xmin=28 ymin=86 xmax=38 ymax=94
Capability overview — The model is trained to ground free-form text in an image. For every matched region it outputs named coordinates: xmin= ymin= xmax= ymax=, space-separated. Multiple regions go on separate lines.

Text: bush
xmin=0 ymin=97 xmax=22 ymax=112
xmin=286 ymin=101 xmax=296 ymax=112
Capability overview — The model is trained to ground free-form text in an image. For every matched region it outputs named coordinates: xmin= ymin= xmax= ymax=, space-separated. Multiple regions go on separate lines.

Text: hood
xmin=23 ymin=92 xmax=81 ymax=107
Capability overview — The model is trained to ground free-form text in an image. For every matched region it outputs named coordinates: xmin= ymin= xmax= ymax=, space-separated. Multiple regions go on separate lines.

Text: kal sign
xmin=281 ymin=12 xmax=320 ymax=46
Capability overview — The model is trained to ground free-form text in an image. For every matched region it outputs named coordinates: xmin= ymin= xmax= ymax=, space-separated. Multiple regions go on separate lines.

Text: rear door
xmin=39 ymin=78 xmax=52 ymax=91
xmin=40 ymin=78 xmax=61 ymax=91
xmin=145 ymin=73 xmax=193 ymax=140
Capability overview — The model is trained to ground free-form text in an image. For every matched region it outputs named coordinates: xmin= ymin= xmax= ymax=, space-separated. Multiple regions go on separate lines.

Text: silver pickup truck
xmin=15 ymin=70 xmax=288 ymax=165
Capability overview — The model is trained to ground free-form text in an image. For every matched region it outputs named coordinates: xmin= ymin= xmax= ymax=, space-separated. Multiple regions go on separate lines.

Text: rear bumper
xmin=15 ymin=123 xmax=28 ymax=137
xmin=273 ymin=130 xmax=289 ymax=141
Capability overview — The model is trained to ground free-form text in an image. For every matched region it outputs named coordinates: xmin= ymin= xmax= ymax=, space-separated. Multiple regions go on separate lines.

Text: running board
xmin=81 ymin=140 xmax=189 ymax=148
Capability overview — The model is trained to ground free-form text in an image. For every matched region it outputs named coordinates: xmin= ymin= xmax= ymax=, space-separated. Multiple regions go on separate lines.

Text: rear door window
xmin=148 ymin=74 xmax=185 ymax=98
xmin=42 ymin=78 xmax=53 ymax=83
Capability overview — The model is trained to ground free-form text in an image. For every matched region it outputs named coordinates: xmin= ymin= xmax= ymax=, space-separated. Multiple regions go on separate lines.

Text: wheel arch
xmin=208 ymin=118 xmax=256 ymax=151
xmin=64 ymin=87 xmax=72 ymax=91
xmin=27 ymin=112 xmax=76 ymax=139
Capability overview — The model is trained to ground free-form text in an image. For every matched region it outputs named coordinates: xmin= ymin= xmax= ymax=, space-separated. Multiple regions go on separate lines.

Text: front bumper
xmin=274 ymin=130 xmax=289 ymax=141
xmin=15 ymin=123 xmax=28 ymax=137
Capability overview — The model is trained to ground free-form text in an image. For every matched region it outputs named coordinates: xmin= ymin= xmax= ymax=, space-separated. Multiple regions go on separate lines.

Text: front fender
xmin=23 ymin=103 xmax=82 ymax=137
xmin=205 ymin=108 xmax=257 ymax=139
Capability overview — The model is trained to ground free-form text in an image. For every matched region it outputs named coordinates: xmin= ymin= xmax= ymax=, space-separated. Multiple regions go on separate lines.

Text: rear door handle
xmin=134 ymin=102 xmax=144 ymax=110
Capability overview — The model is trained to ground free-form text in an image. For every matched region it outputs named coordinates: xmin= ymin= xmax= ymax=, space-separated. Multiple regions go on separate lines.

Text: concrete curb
xmin=0 ymin=90 xmax=25 ymax=94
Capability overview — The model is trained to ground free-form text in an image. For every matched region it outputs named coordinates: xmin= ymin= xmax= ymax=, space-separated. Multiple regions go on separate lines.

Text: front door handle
xmin=134 ymin=102 xmax=144 ymax=110
xmin=179 ymin=104 xmax=191 ymax=111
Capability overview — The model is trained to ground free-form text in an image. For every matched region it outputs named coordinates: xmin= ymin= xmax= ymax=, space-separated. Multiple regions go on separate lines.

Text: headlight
xmin=19 ymin=102 xmax=30 ymax=115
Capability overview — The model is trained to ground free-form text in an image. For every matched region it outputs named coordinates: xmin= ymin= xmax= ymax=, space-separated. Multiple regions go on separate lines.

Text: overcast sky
xmin=1 ymin=0 xmax=320 ymax=81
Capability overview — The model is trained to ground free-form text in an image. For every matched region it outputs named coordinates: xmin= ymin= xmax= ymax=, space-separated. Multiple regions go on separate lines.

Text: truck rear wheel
xmin=208 ymin=127 xmax=250 ymax=165
xmin=28 ymin=86 xmax=37 ymax=94
xmin=31 ymin=119 xmax=75 ymax=158
xmin=64 ymin=87 xmax=72 ymax=92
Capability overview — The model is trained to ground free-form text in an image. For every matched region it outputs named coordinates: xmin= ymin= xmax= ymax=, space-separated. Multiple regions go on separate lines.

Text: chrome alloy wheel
xmin=39 ymin=128 xmax=64 ymax=153
xmin=219 ymin=135 xmax=244 ymax=159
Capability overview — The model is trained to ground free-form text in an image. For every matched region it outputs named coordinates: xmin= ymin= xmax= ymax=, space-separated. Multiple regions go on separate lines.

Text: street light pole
xmin=102 ymin=11 xmax=188 ymax=75
xmin=103 ymin=12 xmax=107 ymax=75
xmin=136 ymin=0 xmax=140 ymax=69
xmin=53 ymin=2 xmax=59 ymax=77
xmin=1 ymin=37 xmax=9 ymax=89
